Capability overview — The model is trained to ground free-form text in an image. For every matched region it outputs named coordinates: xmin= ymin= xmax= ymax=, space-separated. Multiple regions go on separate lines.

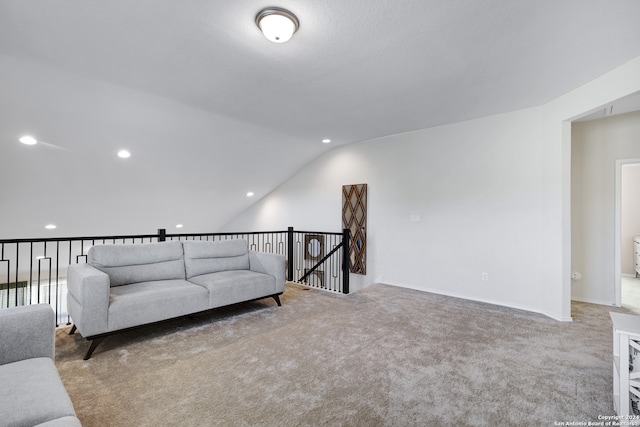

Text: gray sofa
xmin=0 ymin=304 xmax=82 ymax=427
xmin=66 ymin=239 xmax=285 ymax=359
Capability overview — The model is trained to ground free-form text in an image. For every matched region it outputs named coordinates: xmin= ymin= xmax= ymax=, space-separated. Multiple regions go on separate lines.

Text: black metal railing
xmin=288 ymin=228 xmax=349 ymax=294
xmin=161 ymin=230 xmax=288 ymax=257
xmin=0 ymin=227 xmax=350 ymax=325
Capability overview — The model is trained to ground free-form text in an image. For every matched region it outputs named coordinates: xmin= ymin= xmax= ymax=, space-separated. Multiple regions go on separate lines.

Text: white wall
xmin=571 ymin=111 xmax=640 ymax=304
xmin=622 ymin=163 xmax=640 ymax=276
xmin=226 ymin=107 xmax=557 ymax=315
xmin=226 ymin=56 xmax=640 ymax=320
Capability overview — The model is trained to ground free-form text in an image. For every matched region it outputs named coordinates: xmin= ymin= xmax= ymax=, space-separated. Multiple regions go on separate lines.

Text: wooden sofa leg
xmin=272 ymin=295 xmax=281 ymax=306
xmin=84 ymin=337 xmax=105 ymax=360
xmin=69 ymin=325 xmax=77 ymax=335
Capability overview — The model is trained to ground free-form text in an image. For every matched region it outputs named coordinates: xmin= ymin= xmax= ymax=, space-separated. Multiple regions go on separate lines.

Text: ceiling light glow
xmin=246 ymin=192 xmax=255 ymax=197
xmin=176 ymin=224 xmax=183 ymax=228
xmin=45 ymin=224 xmax=57 ymax=230
xmin=19 ymin=136 xmax=38 ymax=145
xmin=117 ymin=150 xmax=131 ymax=158
xmin=255 ymin=7 xmax=299 ymax=43
xmin=322 ymin=139 xmax=331 ymax=144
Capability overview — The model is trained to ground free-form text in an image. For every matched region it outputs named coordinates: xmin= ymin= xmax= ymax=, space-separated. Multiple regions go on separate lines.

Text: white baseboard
xmin=571 ymin=295 xmax=619 ymax=307
xmin=380 ymin=281 xmax=573 ymax=322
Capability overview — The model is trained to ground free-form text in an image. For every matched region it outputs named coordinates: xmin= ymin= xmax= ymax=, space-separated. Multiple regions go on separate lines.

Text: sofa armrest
xmin=249 ymin=251 xmax=286 ymax=293
xmin=67 ymin=263 xmax=110 ymax=337
xmin=0 ymin=304 xmax=55 ymax=365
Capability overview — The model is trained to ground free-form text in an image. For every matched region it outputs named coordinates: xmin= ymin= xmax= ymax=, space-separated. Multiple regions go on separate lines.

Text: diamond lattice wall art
xmin=342 ymin=183 xmax=367 ymax=275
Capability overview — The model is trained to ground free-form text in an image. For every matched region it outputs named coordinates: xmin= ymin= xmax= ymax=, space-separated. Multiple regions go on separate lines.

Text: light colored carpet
xmin=55 ymin=283 xmax=621 ymax=426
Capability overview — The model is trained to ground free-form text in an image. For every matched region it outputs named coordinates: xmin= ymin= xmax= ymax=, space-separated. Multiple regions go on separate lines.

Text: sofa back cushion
xmin=183 ymin=240 xmax=249 ymax=279
xmin=88 ymin=241 xmax=186 ymax=287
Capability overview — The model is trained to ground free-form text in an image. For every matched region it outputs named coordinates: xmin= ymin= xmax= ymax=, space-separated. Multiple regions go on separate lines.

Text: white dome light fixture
xmin=255 ymin=7 xmax=299 ymax=43
xmin=117 ymin=150 xmax=131 ymax=158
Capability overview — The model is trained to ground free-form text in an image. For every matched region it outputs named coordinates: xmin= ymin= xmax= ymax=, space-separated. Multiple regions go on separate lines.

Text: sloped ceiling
xmin=1 ymin=0 xmax=639 ymax=238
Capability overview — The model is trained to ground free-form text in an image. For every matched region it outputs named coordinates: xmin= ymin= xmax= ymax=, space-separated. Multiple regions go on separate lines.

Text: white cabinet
xmin=611 ymin=312 xmax=640 ymax=419
xmin=634 ymin=237 xmax=640 ymax=277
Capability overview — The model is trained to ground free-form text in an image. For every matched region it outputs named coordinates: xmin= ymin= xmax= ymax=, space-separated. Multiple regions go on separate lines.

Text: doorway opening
xmin=616 ymin=160 xmax=640 ymax=313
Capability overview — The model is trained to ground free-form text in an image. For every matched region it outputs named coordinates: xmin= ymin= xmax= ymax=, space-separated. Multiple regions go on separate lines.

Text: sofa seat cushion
xmin=0 ymin=357 xmax=78 ymax=427
xmin=108 ymin=279 xmax=209 ymax=332
xmin=89 ymin=241 xmax=186 ymax=287
xmin=188 ymin=270 xmax=276 ymax=308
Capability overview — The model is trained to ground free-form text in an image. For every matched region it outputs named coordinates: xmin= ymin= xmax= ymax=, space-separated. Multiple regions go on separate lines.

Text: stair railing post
xmin=158 ymin=228 xmax=166 ymax=242
xmin=342 ymin=228 xmax=350 ymax=294
xmin=287 ymin=227 xmax=294 ymax=281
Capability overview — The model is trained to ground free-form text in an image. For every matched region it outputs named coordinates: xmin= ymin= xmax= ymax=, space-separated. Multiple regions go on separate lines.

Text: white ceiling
xmin=2 ymin=1 xmax=640 ymax=142
xmin=1 ymin=1 xmax=639 ymax=235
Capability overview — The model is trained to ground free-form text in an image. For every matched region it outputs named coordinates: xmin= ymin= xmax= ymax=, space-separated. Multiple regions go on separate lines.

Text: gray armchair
xmin=0 ymin=304 xmax=82 ymax=427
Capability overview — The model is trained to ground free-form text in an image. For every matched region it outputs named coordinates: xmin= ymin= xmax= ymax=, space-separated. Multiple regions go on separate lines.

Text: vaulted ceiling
xmin=1 ymin=0 xmax=639 ymax=237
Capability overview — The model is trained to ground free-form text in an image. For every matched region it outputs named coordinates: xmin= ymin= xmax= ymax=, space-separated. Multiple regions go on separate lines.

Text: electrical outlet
xmin=481 ymin=272 xmax=489 ymax=281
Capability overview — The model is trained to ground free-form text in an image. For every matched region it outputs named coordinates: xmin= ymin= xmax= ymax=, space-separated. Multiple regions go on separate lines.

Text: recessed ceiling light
xmin=322 ymin=139 xmax=331 ymax=144
xmin=176 ymin=224 xmax=183 ymax=228
xmin=246 ymin=192 xmax=255 ymax=197
xmin=117 ymin=150 xmax=131 ymax=158
xmin=19 ymin=135 xmax=38 ymax=145
xmin=255 ymin=7 xmax=299 ymax=43
xmin=45 ymin=224 xmax=57 ymax=230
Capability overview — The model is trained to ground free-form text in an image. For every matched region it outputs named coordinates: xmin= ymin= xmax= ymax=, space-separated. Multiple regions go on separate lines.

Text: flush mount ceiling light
xmin=255 ymin=7 xmax=299 ymax=43
xmin=117 ymin=150 xmax=131 ymax=158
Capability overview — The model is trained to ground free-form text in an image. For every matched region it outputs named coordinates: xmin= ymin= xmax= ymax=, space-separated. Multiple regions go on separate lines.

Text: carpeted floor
xmin=55 ymin=283 xmax=622 ymax=426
